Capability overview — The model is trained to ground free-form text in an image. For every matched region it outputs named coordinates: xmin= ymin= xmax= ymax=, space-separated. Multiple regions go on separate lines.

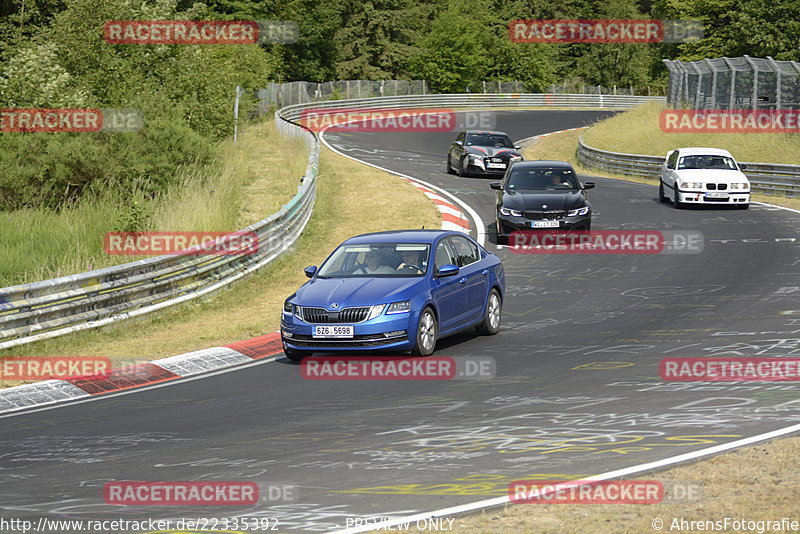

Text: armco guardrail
xmin=0 ymin=93 xmax=658 ymax=350
xmin=577 ymin=132 xmax=800 ymax=197
xmin=276 ymin=93 xmax=665 ymax=120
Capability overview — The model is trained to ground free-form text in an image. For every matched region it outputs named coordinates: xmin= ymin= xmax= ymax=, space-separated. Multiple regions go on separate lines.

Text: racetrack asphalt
xmin=2 ymin=110 xmax=800 ymax=533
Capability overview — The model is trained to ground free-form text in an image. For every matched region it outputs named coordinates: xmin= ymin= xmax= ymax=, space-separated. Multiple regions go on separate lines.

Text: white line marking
xmin=331 ymin=422 xmax=800 ymax=533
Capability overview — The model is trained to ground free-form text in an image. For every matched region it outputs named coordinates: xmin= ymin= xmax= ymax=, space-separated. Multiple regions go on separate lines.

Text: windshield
xmin=678 ymin=155 xmax=738 ymax=170
xmin=506 ymin=167 xmax=580 ymax=190
xmin=466 ymin=133 xmax=514 ymax=148
xmin=316 ymin=243 xmax=430 ymax=278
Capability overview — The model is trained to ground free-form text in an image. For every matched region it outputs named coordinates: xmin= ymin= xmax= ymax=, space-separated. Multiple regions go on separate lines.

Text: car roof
xmin=674 ymin=147 xmax=734 ymax=157
xmin=343 ymin=229 xmax=467 ymax=245
xmin=508 ymin=160 xmax=574 ymax=169
xmin=465 ymin=130 xmax=510 ymax=136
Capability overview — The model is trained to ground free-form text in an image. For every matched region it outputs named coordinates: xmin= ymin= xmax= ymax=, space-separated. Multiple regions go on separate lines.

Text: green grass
xmin=0 ymin=120 xmax=307 ymax=286
xmin=582 ymin=101 xmax=800 ymax=164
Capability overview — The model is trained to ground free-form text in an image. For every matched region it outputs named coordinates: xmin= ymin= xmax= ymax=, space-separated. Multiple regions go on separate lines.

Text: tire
xmin=476 ymin=289 xmax=502 ymax=336
xmin=673 ymin=188 xmax=683 ymax=209
xmin=283 ymin=346 xmax=310 ymax=362
xmin=583 ymin=221 xmax=591 ymax=232
xmin=446 ymin=155 xmax=455 ymax=174
xmin=495 ymin=220 xmax=507 ymax=245
xmin=411 ymin=307 xmax=437 ymax=356
xmin=659 ymin=181 xmax=668 ymax=202
xmin=457 ymin=157 xmax=467 ymax=177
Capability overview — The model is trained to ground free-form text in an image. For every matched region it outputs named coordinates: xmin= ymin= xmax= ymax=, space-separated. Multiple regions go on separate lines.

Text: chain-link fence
xmin=257 ymin=80 xmax=663 ymax=113
xmin=664 ymin=55 xmax=800 ymax=110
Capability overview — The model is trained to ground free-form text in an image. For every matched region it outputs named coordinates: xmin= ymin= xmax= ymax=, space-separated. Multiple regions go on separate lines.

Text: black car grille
xmin=706 ymin=183 xmax=728 ymax=190
xmin=300 ymin=307 xmax=370 ymax=324
xmin=288 ymin=333 xmax=407 ymax=348
xmin=523 ymin=210 xmax=567 ymax=220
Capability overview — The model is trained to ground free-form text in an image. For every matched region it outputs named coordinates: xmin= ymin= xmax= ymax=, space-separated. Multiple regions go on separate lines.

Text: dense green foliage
xmin=0 ymin=0 xmax=795 ymax=209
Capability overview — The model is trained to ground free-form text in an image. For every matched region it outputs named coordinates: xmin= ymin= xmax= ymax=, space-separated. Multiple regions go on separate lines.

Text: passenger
xmin=363 ymin=250 xmax=395 ymax=274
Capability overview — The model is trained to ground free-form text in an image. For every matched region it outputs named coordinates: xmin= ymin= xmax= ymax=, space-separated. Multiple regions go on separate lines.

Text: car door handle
xmin=459 ymin=277 xmax=467 ymax=284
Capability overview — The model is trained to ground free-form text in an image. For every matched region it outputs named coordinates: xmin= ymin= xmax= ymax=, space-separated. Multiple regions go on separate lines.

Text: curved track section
xmin=2 ymin=111 xmax=800 ymax=533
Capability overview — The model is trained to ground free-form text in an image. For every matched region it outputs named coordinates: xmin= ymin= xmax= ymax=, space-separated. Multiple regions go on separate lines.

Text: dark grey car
xmin=447 ymin=130 xmax=523 ymax=177
xmin=490 ymin=160 xmax=595 ymax=243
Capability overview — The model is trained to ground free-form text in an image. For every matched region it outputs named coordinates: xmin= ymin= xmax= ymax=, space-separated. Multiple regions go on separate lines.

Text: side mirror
xmin=739 ymin=163 xmax=747 ymax=170
xmin=490 ymin=182 xmax=502 ymax=190
xmin=304 ymin=265 xmax=317 ymax=278
xmin=436 ymin=264 xmax=460 ymax=277
xmin=583 ymin=181 xmax=595 ymax=190
xmin=666 ymin=163 xmax=674 ymax=169
xmin=455 ymin=140 xmax=463 ymax=146
xmin=514 ymin=145 xmax=522 ymax=150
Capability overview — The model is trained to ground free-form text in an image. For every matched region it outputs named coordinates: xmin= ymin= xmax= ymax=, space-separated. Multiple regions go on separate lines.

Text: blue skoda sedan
xmin=280 ymin=230 xmax=505 ymax=360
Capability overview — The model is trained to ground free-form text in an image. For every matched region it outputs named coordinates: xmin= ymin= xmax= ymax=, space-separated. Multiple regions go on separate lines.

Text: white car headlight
xmin=567 ymin=206 xmax=590 ymax=217
xmin=499 ymin=206 xmax=523 ymax=217
xmin=729 ymin=182 xmax=749 ymax=190
xmin=680 ymin=182 xmax=703 ymax=189
xmin=367 ymin=304 xmax=386 ymax=320
xmin=387 ymin=301 xmax=411 ymax=314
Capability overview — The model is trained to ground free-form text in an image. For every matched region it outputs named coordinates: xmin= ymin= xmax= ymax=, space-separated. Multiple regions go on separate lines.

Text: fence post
xmin=233 ymin=85 xmax=242 ymax=144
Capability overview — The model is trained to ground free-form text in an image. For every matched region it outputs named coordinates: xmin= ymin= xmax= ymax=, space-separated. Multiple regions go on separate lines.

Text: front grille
xmin=523 ymin=210 xmax=566 ymax=220
xmin=300 ymin=306 xmax=370 ymax=324
xmin=290 ymin=333 xmax=407 ymax=348
xmin=706 ymin=183 xmax=728 ymax=190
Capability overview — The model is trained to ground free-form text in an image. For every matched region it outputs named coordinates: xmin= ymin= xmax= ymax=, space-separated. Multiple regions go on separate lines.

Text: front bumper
xmin=497 ymin=213 xmax=591 ymax=238
xmin=676 ymin=190 xmax=750 ymax=205
xmin=281 ymin=310 xmax=416 ymax=353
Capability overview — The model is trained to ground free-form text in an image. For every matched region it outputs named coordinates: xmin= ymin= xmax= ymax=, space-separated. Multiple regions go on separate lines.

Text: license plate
xmin=705 ymin=192 xmax=728 ymax=198
xmin=487 ymin=162 xmax=506 ymax=169
xmin=532 ymin=220 xmax=560 ymax=228
xmin=313 ymin=325 xmax=354 ymax=338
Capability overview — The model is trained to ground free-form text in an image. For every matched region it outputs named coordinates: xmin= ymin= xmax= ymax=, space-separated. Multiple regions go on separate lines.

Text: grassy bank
xmin=0 ymin=122 xmax=440 ymax=386
xmin=581 ymin=101 xmax=800 ymax=164
xmin=0 ymin=120 xmax=306 ymax=286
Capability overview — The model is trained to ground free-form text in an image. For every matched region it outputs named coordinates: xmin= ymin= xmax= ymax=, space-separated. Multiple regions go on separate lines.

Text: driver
xmin=396 ymin=251 xmax=423 ymax=274
xmin=363 ymin=250 xmax=395 ymax=274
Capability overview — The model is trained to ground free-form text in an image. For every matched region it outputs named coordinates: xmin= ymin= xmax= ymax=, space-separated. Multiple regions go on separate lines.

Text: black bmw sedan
xmin=447 ymin=130 xmax=523 ymax=177
xmin=490 ymin=160 xmax=595 ymax=243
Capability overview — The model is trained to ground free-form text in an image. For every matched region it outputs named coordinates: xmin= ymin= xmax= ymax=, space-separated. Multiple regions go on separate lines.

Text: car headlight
xmin=729 ymin=182 xmax=749 ymax=190
xmin=499 ymin=206 xmax=523 ymax=217
xmin=680 ymin=182 xmax=703 ymax=189
xmin=387 ymin=301 xmax=411 ymax=314
xmin=567 ymin=206 xmax=590 ymax=217
xmin=283 ymin=300 xmax=293 ymax=314
xmin=367 ymin=304 xmax=386 ymax=320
